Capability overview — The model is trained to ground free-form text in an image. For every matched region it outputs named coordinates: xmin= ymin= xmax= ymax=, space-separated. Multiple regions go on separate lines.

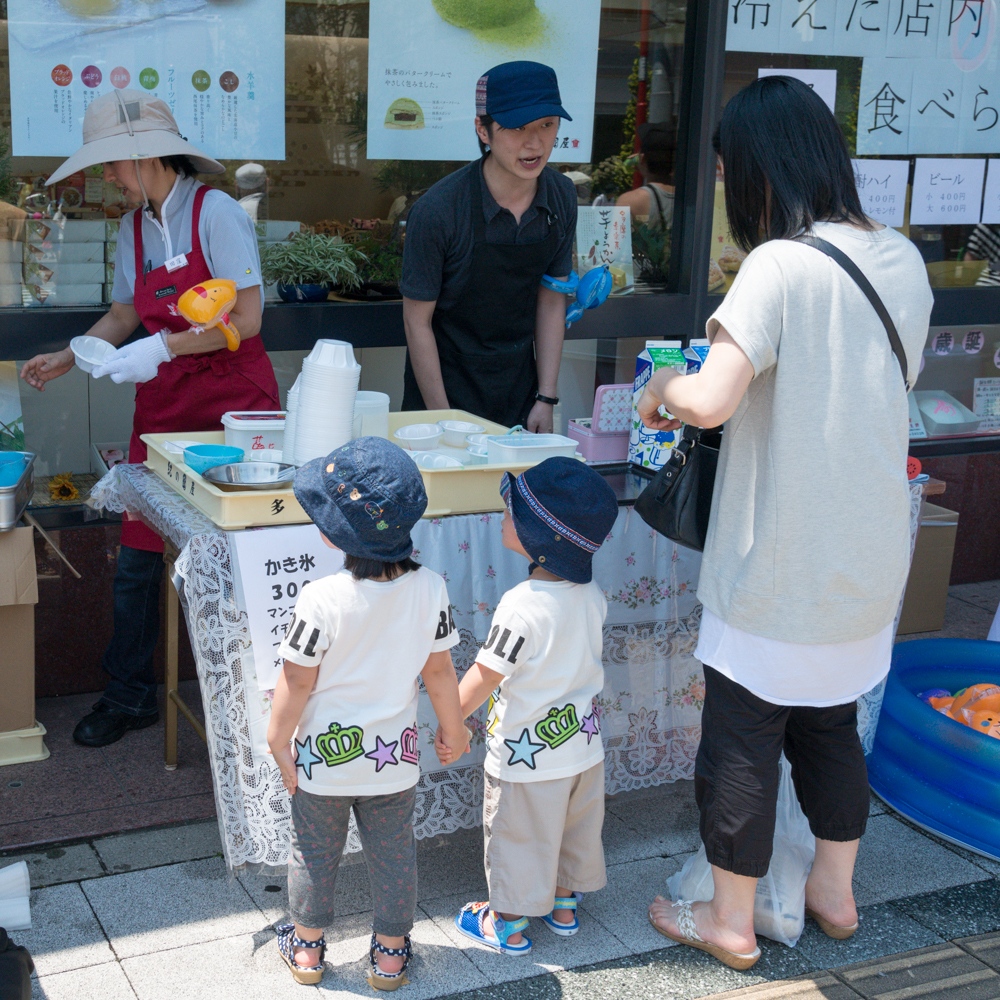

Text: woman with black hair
xmin=615 ymin=122 xmax=675 ymax=230
xmin=637 ymin=76 xmax=932 ymax=968
xmin=21 ymin=89 xmax=279 ymax=749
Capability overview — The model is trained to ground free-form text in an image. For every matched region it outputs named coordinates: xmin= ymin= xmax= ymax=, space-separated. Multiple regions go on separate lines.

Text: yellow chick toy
xmin=176 ymin=279 xmax=241 ymax=351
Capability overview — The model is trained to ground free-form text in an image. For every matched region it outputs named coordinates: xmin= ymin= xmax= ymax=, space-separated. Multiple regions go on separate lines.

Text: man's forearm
xmin=404 ymin=317 xmax=450 ymax=409
xmin=534 ymin=286 xmax=566 ymax=396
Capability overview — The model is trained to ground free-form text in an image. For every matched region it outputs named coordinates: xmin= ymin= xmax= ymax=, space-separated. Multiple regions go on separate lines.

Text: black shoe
xmin=72 ymin=704 xmax=159 ymax=747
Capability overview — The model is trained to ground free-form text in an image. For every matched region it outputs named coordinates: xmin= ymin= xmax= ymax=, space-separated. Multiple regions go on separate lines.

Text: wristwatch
xmin=534 ymin=392 xmax=559 ymax=405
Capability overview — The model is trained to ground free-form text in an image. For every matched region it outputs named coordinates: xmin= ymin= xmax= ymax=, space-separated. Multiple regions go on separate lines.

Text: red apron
xmin=123 ymin=184 xmax=280 ymax=552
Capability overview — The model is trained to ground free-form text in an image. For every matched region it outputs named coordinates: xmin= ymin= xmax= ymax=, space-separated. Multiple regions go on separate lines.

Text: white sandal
xmin=648 ymin=898 xmax=760 ymax=971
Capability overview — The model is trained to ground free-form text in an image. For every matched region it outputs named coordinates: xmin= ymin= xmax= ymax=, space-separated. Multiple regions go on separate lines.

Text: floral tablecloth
xmin=91 ymin=464 xmax=704 ymax=867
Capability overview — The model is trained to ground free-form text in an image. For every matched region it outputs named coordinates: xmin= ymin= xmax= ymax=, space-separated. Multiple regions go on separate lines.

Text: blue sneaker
xmin=454 ymin=901 xmax=532 ymax=955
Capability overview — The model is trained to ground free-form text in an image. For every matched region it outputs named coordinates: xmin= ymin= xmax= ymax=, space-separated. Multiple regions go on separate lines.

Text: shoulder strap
xmin=795 ymin=234 xmax=909 ymax=390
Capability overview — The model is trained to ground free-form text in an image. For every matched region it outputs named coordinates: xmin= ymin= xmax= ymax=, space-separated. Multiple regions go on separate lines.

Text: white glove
xmin=93 ymin=333 xmax=173 ymax=384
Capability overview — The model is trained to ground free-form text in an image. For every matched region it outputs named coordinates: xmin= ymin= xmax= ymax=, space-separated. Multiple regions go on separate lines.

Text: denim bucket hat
xmin=500 ymin=457 xmax=618 ymax=584
xmin=293 ymin=437 xmax=427 ymax=562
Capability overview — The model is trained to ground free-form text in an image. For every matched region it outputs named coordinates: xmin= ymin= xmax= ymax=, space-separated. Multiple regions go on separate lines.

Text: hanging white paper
xmin=727 ymin=0 xmax=785 ymax=52
xmin=779 ymin=0 xmax=842 ymax=55
xmin=910 ymin=156 xmax=986 ymax=224
xmin=884 ymin=0 xmax=942 ymax=58
xmin=576 ymin=206 xmax=634 ymax=292
xmin=983 ymin=158 xmax=1000 ymax=223
xmin=857 ymin=58 xmax=913 ymax=154
xmin=957 ymin=61 xmax=1000 ymax=155
xmin=852 ymin=158 xmax=910 ymax=226
xmin=973 ymin=377 xmax=1000 ymax=432
xmin=759 ymin=67 xmax=838 ymax=111
xmin=836 ymin=0 xmax=894 ymax=57
xmin=230 ymin=524 xmax=345 ymax=691
xmin=937 ymin=0 xmax=999 ymax=65
xmin=366 ymin=0 xmax=602 ymax=162
xmin=908 ymin=58 xmax=963 ymax=154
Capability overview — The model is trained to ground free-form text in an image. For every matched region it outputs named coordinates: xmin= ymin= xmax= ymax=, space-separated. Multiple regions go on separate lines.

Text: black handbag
xmin=633 ymin=234 xmax=909 ymax=552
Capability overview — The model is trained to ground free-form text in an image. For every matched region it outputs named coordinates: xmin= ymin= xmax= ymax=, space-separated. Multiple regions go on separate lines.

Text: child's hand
xmin=434 ymin=724 xmax=471 ymax=765
xmin=269 ymin=741 xmax=298 ymax=795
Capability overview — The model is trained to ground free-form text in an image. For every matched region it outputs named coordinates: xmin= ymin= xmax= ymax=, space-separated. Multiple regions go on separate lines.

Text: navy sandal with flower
xmin=367 ymin=930 xmax=412 ymax=991
xmin=276 ymin=922 xmax=326 ymax=985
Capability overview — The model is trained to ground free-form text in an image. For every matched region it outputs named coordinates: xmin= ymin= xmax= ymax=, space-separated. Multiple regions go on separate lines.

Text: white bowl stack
xmin=290 ymin=339 xmax=360 ymax=465
xmin=283 ymin=375 xmax=301 ymax=465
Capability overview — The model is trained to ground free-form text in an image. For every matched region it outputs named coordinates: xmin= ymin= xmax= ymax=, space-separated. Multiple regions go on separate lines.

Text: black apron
xmin=403 ymin=160 xmax=561 ymax=428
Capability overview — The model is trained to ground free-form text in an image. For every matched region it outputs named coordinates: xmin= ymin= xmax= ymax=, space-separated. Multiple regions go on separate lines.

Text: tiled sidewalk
xmin=5 ymin=777 xmax=1000 ymax=1000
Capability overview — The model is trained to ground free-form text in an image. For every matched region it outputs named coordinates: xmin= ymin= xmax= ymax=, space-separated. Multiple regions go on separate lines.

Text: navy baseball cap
xmin=500 ymin=457 xmax=617 ymax=584
xmin=476 ymin=61 xmax=572 ymax=129
xmin=293 ymin=437 xmax=427 ymax=563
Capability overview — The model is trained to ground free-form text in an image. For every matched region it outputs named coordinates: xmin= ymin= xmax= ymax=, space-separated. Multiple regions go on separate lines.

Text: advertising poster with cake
xmin=7 ymin=0 xmax=285 ymax=160
xmin=367 ymin=0 xmax=602 ymax=162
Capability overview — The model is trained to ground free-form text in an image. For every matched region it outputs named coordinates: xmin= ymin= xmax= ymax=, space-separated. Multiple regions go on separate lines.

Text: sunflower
xmin=48 ymin=473 xmax=79 ymax=501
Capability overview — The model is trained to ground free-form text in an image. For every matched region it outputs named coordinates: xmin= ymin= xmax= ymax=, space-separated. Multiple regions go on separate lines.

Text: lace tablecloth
xmin=90 ymin=465 xmax=922 ymax=868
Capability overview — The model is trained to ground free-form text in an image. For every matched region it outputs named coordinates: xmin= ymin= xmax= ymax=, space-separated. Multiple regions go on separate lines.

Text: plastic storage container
xmin=222 ymin=411 xmax=286 ymax=456
xmin=486 ymin=433 xmax=578 ymax=465
xmin=567 ymin=383 xmax=632 ymax=462
xmin=0 ymin=453 xmax=35 ymax=531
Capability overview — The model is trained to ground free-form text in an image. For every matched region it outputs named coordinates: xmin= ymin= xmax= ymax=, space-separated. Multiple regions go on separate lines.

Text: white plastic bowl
xmin=466 ymin=443 xmax=488 ymax=457
xmin=70 ymin=336 xmax=117 ymax=374
xmin=437 ymin=419 xmax=484 ymax=448
xmin=466 ymin=433 xmax=489 ymax=448
xmin=409 ymin=451 xmax=463 ymax=470
xmin=393 ymin=423 xmax=442 ymax=451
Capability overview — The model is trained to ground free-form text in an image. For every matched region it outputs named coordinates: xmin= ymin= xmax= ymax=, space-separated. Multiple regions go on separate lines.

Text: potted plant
xmin=260 ymin=233 xmax=367 ymax=302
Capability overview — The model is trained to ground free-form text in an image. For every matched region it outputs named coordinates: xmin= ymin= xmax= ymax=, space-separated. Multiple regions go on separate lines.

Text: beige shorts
xmin=483 ymin=760 xmax=607 ymax=915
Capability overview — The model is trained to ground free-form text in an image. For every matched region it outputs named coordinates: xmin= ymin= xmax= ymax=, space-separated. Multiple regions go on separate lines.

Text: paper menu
xmin=983 ymin=159 xmax=1000 ymax=224
xmin=852 ymin=158 xmax=909 ymax=227
xmin=575 ymin=206 xmax=634 ymax=292
xmin=973 ymin=377 xmax=1000 ymax=433
xmin=909 ymin=157 xmax=986 ymax=225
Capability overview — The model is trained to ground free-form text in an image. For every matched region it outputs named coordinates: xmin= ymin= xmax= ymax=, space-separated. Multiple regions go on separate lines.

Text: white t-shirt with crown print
xmin=277 ymin=566 xmax=459 ymax=796
xmin=477 ymin=578 xmax=607 ymax=784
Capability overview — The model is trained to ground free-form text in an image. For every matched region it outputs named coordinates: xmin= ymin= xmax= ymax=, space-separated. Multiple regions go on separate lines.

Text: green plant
xmin=354 ymin=237 xmax=404 ymax=287
xmin=591 ymin=155 xmax=632 ymax=198
xmin=631 ymin=221 xmax=671 ymax=285
xmin=0 ymin=129 xmax=13 ymax=204
xmin=259 ymin=233 xmax=367 ymax=289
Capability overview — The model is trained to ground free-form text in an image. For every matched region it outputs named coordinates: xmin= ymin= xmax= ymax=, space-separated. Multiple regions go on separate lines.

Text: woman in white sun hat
xmin=20 ymin=88 xmax=280 ymax=749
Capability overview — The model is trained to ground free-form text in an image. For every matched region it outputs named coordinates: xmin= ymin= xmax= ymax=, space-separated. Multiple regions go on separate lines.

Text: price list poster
xmin=367 ymin=0 xmax=602 ymax=162
xmin=7 ymin=0 xmax=285 ymax=160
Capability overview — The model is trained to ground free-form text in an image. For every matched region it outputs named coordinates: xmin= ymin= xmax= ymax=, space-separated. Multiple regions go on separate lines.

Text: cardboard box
xmin=23 ymin=261 xmax=107 ymax=285
xmin=24 ymin=241 xmax=106 ymax=264
xmin=0 ymin=526 xmax=40 ymax=735
xmin=24 ymin=219 xmax=106 ymax=244
xmin=627 ymin=340 xmax=687 ymax=470
xmin=22 ymin=283 xmax=104 ymax=307
xmin=897 ymin=502 xmax=959 ymax=635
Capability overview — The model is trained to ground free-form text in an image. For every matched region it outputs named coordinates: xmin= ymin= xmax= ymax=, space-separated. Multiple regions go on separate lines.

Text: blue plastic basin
xmin=183 ymin=444 xmax=245 ymax=477
xmin=868 ymin=638 xmax=1000 ymax=861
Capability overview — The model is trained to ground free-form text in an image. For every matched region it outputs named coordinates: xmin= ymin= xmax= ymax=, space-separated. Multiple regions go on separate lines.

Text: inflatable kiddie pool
xmin=868 ymin=638 xmax=1000 ymax=861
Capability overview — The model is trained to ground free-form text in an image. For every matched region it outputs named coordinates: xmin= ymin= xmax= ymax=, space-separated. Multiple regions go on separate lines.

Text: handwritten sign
xmin=973 ymin=377 xmax=1000 ymax=432
xmin=230 ymin=524 xmax=344 ymax=691
xmin=759 ymin=67 xmax=838 ymax=111
xmin=910 ymin=156 xmax=986 ymax=224
xmin=984 ymin=159 xmax=1000 ymax=223
xmin=852 ymin=158 xmax=909 ymax=226
xmin=727 ymin=0 xmax=999 ymax=60
xmin=576 ymin=206 xmax=635 ymax=292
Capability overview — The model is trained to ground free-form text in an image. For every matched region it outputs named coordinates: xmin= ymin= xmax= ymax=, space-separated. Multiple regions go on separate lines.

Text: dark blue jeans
xmin=98 ymin=543 xmax=163 ymax=717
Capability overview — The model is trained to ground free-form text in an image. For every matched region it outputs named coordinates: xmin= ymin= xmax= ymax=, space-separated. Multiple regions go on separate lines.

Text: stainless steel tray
xmin=0 ymin=453 xmax=36 ymax=532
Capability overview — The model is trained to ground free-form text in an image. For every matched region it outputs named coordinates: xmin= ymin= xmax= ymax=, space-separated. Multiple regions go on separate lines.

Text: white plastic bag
xmin=666 ymin=757 xmax=815 ymax=946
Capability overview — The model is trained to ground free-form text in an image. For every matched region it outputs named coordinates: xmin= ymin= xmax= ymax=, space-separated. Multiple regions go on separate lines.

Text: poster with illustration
xmin=7 ymin=0 xmax=285 ymax=159
xmin=367 ymin=0 xmax=602 ymax=161
xmin=575 ymin=206 xmax=634 ymax=293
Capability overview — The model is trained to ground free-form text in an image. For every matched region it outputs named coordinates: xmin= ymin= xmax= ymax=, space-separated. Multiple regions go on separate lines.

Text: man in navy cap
xmin=400 ymin=61 xmax=578 ymax=431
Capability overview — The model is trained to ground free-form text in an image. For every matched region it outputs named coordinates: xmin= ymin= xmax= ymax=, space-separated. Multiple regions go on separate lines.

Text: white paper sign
xmin=727 ymin=0 xmax=785 ymax=53
xmin=366 ymin=0 xmax=601 ymax=162
xmin=837 ymin=0 xmax=894 ymax=57
xmin=230 ymin=524 xmax=344 ymax=691
xmin=885 ymin=0 xmax=941 ymax=58
xmin=857 ymin=58 xmax=913 ymax=154
xmin=759 ymin=67 xmax=838 ymax=111
xmin=852 ymin=158 xmax=909 ymax=226
xmin=983 ymin=159 xmax=1000 ymax=223
xmin=779 ymin=0 xmax=842 ymax=55
xmin=973 ymin=377 xmax=1000 ymax=432
xmin=908 ymin=58 xmax=963 ymax=154
xmin=576 ymin=206 xmax=634 ymax=291
xmin=959 ymin=61 xmax=1000 ymax=154
xmin=938 ymin=0 xmax=1000 ymax=65
xmin=7 ymin=0 xmax=285 ymax=159
xmin=910 ymin=156 xmax=986 ymax=224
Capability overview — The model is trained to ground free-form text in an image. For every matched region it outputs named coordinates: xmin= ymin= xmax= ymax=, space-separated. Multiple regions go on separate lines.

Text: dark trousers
xmin=695 ymin=666 xmax=869 ymax=879
xmin=0 ymin=929 xmax=33 ymax=1000
xmin=98 ymin=543 xmax=162 ymax=718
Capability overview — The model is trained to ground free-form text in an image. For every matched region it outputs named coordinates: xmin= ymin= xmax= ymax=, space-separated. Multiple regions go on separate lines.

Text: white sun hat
xmin=47 ymin=89 xmax=225 ymax=186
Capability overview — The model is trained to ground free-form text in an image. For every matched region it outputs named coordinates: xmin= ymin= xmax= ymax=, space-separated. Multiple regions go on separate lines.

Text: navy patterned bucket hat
xmin=294 ymin=437 xmax=427 ymax=562
xmin=500 ymin=457 xmax=618 ymax=583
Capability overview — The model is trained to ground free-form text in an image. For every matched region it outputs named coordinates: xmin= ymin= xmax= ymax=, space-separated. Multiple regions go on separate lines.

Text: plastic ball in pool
xmin=868 ymin=638 xmax=1000 ymax=862
xmin=918 ymin=688 xmax=951 ymax=704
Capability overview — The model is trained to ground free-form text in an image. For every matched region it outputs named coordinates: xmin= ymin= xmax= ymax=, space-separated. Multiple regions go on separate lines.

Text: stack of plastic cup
xmin=292 ymin=339 xmax=361 ymax=464
xmin=283 ymin=375 xmax=301 ymax=465
xmin=352 ymin=391 xmax=390 ymax=440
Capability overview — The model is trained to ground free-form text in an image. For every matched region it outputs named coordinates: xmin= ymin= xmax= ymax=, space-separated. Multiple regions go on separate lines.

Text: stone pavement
xmin=5 ymin=776 xmax=1000 ymax=1000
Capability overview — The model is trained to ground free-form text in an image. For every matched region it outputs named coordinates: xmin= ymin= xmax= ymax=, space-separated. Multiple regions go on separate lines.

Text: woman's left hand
xmin=637 ymin=370 xmax=683 ymax=432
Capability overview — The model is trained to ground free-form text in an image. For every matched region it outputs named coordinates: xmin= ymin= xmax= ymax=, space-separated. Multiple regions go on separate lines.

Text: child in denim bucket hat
xmin=441 ymin=457 xmax=618 ymax=955
xmin=267 ymin=437 xmax=470 ymax=989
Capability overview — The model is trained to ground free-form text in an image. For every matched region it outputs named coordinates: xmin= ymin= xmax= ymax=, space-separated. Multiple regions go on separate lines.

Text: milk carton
xmin=628 ymin=340 xmax=687 ymax=470
xmin=684 ymin=338 xmax=711 ymax=373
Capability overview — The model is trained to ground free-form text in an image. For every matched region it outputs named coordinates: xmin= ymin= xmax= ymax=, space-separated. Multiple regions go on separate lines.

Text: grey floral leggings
xmin=288 ymin=785 xmax=417 ymax=937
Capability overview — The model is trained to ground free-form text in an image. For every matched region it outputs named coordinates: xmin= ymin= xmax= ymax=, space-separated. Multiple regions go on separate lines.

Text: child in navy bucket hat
xmin=443 ymin=457 xmax=618 ymax=954
xmin=268 ymin=437 xmax=470 ymax=989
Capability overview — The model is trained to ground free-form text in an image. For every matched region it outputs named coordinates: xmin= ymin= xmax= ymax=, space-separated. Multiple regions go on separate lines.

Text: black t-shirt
xmin=400 ymin=158 xmax=577 ymax=311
